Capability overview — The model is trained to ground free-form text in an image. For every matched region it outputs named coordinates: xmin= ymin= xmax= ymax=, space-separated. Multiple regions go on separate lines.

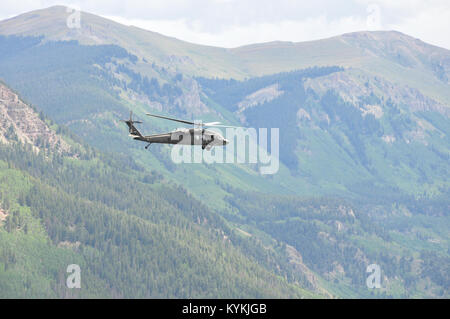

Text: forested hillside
xmin=0 ymin=34 xmax=299 ymax=208
xmin=0 ymin=83 xmax=318 ymax=298
xmin=198 ymin=68 xmax=450 ymax=198
xmin=225 ymin=190 xmax=449 ymax=297
xmin=197 ymin=70 xmax=449 ymax=297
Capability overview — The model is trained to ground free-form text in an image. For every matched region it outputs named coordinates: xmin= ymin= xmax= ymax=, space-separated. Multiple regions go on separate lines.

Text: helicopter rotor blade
xmin=130 ymin=111 xmax=143 ymax=123
xmin=146 ymin=113 xmax=195 ymax=125
xmin=146 ymin=113 xmax=241 ymax=128
xmin=119 ymin=110 xmax=142 ymax=123
xmin=203 ymin=124 xmax=242 ymax=128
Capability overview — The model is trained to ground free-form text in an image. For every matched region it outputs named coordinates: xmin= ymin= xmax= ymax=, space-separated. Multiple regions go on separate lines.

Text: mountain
xmin=0 ymin=81 xmax=320 ymax=298
xmin=0 ymin=6 xmax=448 ymax=298
xmin=0 ymin=5 xmax=248 ymax=79
xmin=1 ymin=6 xmax=449 ymax=104
xmin=198 ymin=67 xmax=450 ymax=199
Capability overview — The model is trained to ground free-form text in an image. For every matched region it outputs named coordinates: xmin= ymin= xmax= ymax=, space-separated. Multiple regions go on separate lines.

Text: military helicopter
xmin=121 ymin=111 xmax=235 ymax=150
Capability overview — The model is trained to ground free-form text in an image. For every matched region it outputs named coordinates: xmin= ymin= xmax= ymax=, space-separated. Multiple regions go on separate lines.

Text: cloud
xmin=384 ymin=3 xmax=450 ymax=49
xmin=107 ymin=14 xmax=372 ymax=48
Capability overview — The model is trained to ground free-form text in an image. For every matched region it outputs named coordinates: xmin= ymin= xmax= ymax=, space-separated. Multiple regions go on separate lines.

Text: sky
xmin=1 ymin=0 xmax=450 ymax=49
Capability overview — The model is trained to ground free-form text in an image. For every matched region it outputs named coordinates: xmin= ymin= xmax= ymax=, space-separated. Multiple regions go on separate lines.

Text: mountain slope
xmin=0 ymin=34 xmax=306 ymax=211
xmin=2 ymin=30 xmax=447 ymax=202
xmin=198 ymin=68 xmax=450 ymax=198
xmin=230 ymin=31 xmax=450 ymax=104
xmin=0 ymin=82 xmax=320 ymax=298
xmin=0 ymin=81 xmax=70 ymax=152
xmin=0 ymin=5 xmax=248 ymax=79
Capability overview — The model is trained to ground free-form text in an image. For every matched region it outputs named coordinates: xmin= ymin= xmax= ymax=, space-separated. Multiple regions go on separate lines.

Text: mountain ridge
xmin=2 ymin=6 xmax=449 ymax=107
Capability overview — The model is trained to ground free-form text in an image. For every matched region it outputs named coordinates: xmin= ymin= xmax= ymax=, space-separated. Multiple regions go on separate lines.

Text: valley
xmin=0 ymin=6 xmax=448 ymax=298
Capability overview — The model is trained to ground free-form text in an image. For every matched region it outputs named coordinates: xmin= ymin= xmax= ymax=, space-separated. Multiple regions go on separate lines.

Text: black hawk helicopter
xmin=121 ymin=111 xmax=235 ymax=151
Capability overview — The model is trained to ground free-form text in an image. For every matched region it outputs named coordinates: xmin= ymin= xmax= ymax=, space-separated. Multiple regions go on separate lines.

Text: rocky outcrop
xmin=0 ymin=207 xmax=7 ymax=225
xmin=174 ymin=78 xmax=210 ymax=115
xmin=285 ymin=244 xmax=333 ymax=298
xmin=235 ymin=83 xmax=284 ymax=123
xmin=304 ymin=70 xmax=450 ymax=117
xmin=237 ymin=84 xmax=283 ymax=114
xmin=0 ymin=83 xmax=71 ymax=153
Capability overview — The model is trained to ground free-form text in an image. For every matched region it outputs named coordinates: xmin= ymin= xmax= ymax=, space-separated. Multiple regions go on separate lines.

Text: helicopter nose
xmin=223 ymin=138 xmax=229 ymax=145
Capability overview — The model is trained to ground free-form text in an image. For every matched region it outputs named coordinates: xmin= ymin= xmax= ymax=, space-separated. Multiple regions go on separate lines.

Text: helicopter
xmin=121 ymin=111 xmax=236 ymax=151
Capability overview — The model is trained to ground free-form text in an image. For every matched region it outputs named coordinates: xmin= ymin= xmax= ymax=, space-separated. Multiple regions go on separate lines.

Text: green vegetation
xmin=225 ymin=190 xmax=449 ymax=298
xmin=0 ymin=139 xmax=317 ymax=298
xmin=0 ymin=11 xmax=448 ymax=298
xmin=199 ymin=70 xmax=450 ymax=198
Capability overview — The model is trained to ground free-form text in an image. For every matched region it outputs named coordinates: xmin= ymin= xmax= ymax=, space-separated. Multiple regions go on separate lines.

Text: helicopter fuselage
xmin=132 ymin=128 xmax=228 ymax=150
xmin=122 ymin=112 xmax=231 ymax=150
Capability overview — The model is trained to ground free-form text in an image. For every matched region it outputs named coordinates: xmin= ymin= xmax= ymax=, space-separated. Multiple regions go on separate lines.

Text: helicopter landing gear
xmin=145 ymin=143 xmax=152 ymax=149
xmin=202 ymin=142 xmax=213 ymax=150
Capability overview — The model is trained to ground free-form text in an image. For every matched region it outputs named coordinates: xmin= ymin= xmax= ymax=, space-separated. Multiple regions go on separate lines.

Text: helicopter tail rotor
xmin=121 ymin=111 xmax=143 ymax=137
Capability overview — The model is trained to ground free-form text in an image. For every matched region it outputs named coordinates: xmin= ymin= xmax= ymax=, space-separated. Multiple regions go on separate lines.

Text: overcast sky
xmin=2 ymin=0 xmax=450 ymax=49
